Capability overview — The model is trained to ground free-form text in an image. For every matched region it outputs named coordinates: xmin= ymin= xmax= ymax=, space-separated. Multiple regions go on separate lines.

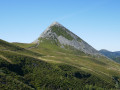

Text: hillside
xmin=25 ymin=22 xmax=120 ymax=89
xmin=99 ymin=49 xmax=120 ymax=63
xmin=0 ymin=50 xmax=114 ymax=90
xmin=0 ymin=39 xmax=42 ymax=57
xmin=0 ymin=22 xmax=120 ymax=89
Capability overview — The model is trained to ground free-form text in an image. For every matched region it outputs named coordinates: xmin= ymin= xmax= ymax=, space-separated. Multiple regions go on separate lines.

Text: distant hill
xmin=99 ymin=49 xmax=120 ymax=63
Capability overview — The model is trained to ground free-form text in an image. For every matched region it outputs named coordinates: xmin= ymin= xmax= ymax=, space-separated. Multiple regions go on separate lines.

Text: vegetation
xmin=113 ymin=57 xmax=120 ymax=63
xmin=0 ymin=39 xmax=120 ymax=89
xmin=0 ymin=39 xmax=42 ymax=57
xmin=99 ymin=50 xmax=120 ymax=63
xmin=0 ymin=51 xmax=116 ymax=89
xmin=77 ymin=37 xmax=82 ymax=42
xmin=0 ymin=39 xmax=24 ymax=51
xmin=37 ymin=38 xmax=85 ymax=56
xmin=51 ymin=25 xmax=74 ymax=40
xmin=13 ymin=42 xmax=36 ymax=49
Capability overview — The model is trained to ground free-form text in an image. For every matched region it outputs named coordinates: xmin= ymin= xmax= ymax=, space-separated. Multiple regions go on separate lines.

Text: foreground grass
xmin=0 ymin=51 xmax=116 ymax=89
xmin=0 ymin=39 xmax=120 ymax=89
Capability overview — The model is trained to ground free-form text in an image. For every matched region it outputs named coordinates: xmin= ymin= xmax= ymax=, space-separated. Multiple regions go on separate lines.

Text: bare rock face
xmin=33 ymin=22 xmax=102 ymax=56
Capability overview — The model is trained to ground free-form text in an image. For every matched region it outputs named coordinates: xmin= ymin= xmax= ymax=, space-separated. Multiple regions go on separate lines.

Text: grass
xmin=13 ymin=42 xmax=36 ymax=48
xmin=0 ymin=51 xmax=116 ymax=89
xmin=50 ymin=25 xmax=74 ymax=40
xmin=29 ymin=38 xmax=120 ymax=86
xmin=0 ymin=39 xmax=42 ymax=57
xmin=0 ymin=39 xmax=24 ymax=51
xmin=0 ymin=39 xmax=120 ymax=89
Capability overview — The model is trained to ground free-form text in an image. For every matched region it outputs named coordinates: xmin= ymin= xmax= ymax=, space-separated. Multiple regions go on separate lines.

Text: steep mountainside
xmin=33 ymin=22 xmax=101 ymax=56
xmin=99 ymin=49 xmax=120 ymax=63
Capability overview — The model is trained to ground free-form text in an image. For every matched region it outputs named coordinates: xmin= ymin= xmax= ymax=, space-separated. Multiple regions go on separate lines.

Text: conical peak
xmin=33 ymin=22 xmax=102 ymax=56
xmin=50 ymin=21 xmax=63 ymax=27
xmin=52 ymin=21 xmax=60 ymax=25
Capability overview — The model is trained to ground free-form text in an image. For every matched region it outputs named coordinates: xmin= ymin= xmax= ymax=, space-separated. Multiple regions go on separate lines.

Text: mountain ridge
xmin=99 ymin=49 xmax=120 ymax=63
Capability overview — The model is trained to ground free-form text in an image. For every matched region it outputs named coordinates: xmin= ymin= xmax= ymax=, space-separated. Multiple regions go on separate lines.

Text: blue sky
xmin=0 ymin=0 xmax=120 ymax=51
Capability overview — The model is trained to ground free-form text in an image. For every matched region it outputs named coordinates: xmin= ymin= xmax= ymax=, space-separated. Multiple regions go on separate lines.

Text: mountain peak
xmin=37 ymin=21 xmax=67 ymax=39
xmin=50 ymin=21 xmax=63 ymax=27
xmin=51 ymin=21 xmax=60 ymax=25
xmin=33 ymin=22 xmax=102 ymax=56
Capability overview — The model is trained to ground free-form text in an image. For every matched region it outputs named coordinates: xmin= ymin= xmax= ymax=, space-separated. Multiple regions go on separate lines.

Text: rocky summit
xmin=33 ymin=22 xmax=101 ymax=56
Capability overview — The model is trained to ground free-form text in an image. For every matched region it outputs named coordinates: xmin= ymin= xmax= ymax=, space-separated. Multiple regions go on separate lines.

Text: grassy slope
xmin=50 ymin=25 xmax=74 ymax=40
xmin=112 ymin=57 xmax=120 ymax=63
xmin=0 ymin=39 xmax=42 ymax=57
xmin=30 ymin=38 xmax=120 ymax=88
xmin=13 ymin=42 xmax=36 ymax=48
xmin=0 ymin=50 xmax=115 ymax=90
xmin=0 ymin=39 xmax=120 ymax=89
xmin=99 ymin=50 xmax=120 ymax=64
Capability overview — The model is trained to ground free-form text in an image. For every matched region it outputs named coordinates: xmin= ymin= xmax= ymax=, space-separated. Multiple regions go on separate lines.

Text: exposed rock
xmin=33 ymin=22 xmax=102 ymax=56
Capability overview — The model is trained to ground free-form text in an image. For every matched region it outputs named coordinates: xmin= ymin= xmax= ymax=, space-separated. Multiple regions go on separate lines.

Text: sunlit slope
xmin=0 ymin=39 xmax=120 ymax=89
xmin=30 ymin=39 xmax=120 ymax=82
xmin=9 ymin=21 xmax=120 ymax=89
xmin=0 ymin=50 xmax=116 ymax=89
xmin=29 ymin=22 xmax=120 ymax=83
xmin=1 ymin=20 xmax=120 ymax=89
xmin=0 ymin=39 xmax=42 ymax=57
